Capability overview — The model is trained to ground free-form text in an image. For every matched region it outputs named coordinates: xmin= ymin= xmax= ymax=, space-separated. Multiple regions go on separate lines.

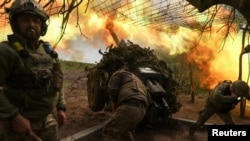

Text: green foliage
xmin=154 ymin=49 xmax=211 ymax=94
xmin=60 ymin=60 xmax=94 ymax=72
xmin=58 ymin=49 xmax=209 ymax=95
xmin=85 ymin=41 xmax=182 ymax=113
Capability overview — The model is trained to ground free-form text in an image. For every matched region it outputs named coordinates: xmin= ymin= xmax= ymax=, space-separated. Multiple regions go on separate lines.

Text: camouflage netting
xmin=86 ymin=40 xmax=181 ymax=114
xmin=89 ymin=40 xmax=173 ymax=77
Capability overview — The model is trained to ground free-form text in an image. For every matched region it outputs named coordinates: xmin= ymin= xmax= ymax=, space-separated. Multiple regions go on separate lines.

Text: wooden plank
xmin=61 ymin=121 xmax=106 ymax=141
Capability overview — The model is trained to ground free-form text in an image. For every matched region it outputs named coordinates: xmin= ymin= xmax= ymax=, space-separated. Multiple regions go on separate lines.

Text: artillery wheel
xmin=87 ymin=69 xmax=108 ymax=112
xmin=87 ymin=84 xmax=106 ymax=111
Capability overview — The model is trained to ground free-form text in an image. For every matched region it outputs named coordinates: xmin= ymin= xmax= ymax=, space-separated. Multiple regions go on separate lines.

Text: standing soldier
xmin=0 ymin=0 xmax=66 ymax=140
xmin=189 ymin=80 xmax=250 ymax=136
xmin=102 ymin=68 xmax=150 ymax=141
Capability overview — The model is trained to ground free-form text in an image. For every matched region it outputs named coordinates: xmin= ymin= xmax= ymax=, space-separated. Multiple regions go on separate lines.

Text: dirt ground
xmin=59 ymin=69 xmax=108 ymax=139
xmin=60 ymin=69 xmax=250 ymax=140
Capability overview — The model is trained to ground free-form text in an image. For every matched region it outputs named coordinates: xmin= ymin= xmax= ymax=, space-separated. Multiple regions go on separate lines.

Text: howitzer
xmin=86 ymin=22 xmax=181 ymax=126
xmin=107 ymin=26 xmax=181 ymax=124
xmin=135 ymin=66 xmax=181 ymax=125
xmin=136 ymin=67 xmax=170 ymax=123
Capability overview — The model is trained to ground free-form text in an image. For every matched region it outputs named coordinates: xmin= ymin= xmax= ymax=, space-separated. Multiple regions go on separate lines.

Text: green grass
xmin=60 ymin=60 xmax=95 ymax=88
xmin=60 ymin=60 xmax=95 ymax=72
xmin=59 ymin=59 xmax=210 ymax=95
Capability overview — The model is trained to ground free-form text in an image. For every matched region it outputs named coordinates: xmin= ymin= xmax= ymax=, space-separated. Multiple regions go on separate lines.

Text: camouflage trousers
xmin=0 ymin=114 xmax=59 ymax=141
xmin=102 ymin=103 xmax=146 ymax=141
xmin=189 ymin=97 xmax=235 ymax=136
xmin=195 ymin=97 xmax=235 ymax=125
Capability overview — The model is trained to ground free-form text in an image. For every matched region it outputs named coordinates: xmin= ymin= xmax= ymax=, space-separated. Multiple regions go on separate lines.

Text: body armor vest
xmin=6 ymin=37 xmax=63 ymax=92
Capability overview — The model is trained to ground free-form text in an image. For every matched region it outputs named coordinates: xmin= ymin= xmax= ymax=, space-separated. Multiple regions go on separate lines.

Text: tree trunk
xmin=189 ymin=63 xmax=195 ymax=103
xmin=187 ymin=0 xmax=250 ymax=118
xmin=238 ymin=24 xmax=248 ymax=118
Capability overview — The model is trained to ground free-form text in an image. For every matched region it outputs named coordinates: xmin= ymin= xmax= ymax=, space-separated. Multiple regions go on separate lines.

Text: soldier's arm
xmin=213 ymin=84 xmax=237 ymax=104
xmin=107 ymin=72 xmax=121 ymax=102
xmin=53 ymin=57 xmax=66 ymax=111
xmin=107 ymin=89 xmax=119 ymax=112
xmin=56 ymin=87 xmax=67 ymax=111
xmin=107 ymin=89 xmax=119 ymax=103
xmin=0 ymin=86 xmax=20 ymax=120
xmin=0 ymin=44 xmax=20 ymax=120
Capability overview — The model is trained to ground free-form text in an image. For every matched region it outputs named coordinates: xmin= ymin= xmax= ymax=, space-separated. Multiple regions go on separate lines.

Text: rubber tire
xmin=87 ymin=83 xmax=106 ymax=112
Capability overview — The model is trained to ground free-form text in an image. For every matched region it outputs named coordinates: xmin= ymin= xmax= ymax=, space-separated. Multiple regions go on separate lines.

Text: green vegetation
xmin=154 ymin=48 xmax=211 ymax=95
xmin=60 ymin=60 xmax=94 ymax=72
xmin=59 ymin=52 xmax=210 ymax=96
xmin=60 ymin=60 xmax=95 ymax=88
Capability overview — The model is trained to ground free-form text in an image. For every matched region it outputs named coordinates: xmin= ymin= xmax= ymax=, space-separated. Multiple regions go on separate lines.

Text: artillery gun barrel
xmin=105 ymin=24 xmax=120 ymax=46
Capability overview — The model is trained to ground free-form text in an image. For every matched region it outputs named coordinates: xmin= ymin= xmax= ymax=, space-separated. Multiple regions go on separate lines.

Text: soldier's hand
xmin=57 ymin=110 xmax=66 ymax=127
xmin=10 ymin=114 xmax=32 ymax=136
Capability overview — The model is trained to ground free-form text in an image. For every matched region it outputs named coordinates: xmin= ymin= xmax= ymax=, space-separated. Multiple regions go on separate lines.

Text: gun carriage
xmin=86 ymin=26 xmax=181 ymax=125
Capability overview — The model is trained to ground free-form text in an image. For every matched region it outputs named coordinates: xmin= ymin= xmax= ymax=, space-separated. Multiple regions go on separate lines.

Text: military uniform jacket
xmin=0 ymin=34 xmax=66 ymax=121
xmin=107 ymin=69 xmax=149 ymax=108
xmin=209 ymin=81 xmax=240 ymax=112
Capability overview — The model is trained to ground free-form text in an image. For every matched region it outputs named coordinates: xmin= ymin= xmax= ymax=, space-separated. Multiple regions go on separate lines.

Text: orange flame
xmin=1 ymin=1 xmax=250 ymax=89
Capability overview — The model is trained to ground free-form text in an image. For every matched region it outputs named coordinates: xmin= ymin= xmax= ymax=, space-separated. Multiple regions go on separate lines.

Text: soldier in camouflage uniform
xmin=102 ymin=68 xmax=150 ymax=141
xmin=0 ymin=0 xmax=66 ymax=140
xmin=189 ymin=80 xmax=250 ymax=136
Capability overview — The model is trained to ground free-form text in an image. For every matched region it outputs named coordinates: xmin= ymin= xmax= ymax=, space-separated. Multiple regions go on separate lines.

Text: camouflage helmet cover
xmin=230 ymin=80 xmax=249 ymax=97
xmin=8 ymin=0 xmax=49 ymax=36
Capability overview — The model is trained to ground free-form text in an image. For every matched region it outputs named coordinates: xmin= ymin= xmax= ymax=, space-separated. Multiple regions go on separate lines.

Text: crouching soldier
xmin=189 ymin=80 xmax=250 ymax=136
xmin=102 ymin=67 xmax=150 ymax=141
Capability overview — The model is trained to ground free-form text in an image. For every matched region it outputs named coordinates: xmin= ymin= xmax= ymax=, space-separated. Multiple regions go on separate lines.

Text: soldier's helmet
xmin=230 ymin=80 xmax=249 ymax=97
xmin=7 ymin=0 xmax=49 ymax=36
